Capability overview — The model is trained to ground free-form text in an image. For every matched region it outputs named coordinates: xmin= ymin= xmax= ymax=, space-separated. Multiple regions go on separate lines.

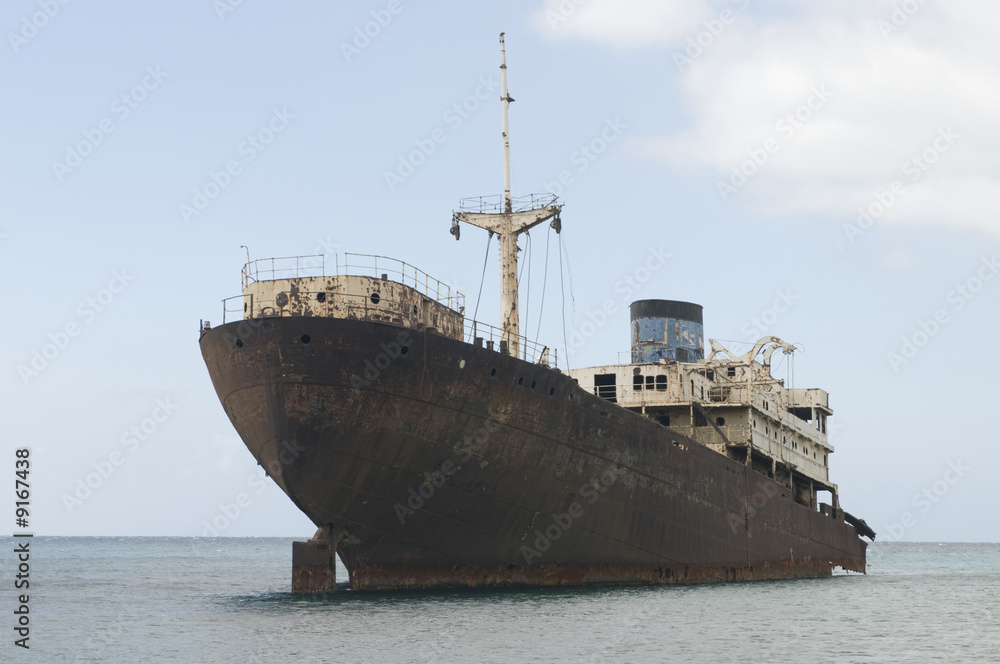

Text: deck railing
xmin=225 ymin=253 xmax=558 ymax=366
xmin=458 ymin=193 xmax=559 ymax=215
xmin=464 ymin=319 xmax=556 ymax=367
xmin=240 ymin=253 xmax=464 ymax=312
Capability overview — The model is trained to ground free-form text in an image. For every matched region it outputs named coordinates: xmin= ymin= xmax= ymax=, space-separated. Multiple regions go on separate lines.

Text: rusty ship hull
xmin=199 ymin=314 xmax=868 ymax=590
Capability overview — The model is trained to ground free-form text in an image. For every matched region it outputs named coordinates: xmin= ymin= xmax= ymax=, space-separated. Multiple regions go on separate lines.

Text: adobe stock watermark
xmin=298 ymin=234 xmax=342 ymax=273
xmin=880 ymin=459 xmax=970 ymax=543
xmin=739 ymin=288 xmax=797 ymax=341
xmin=728 ymin=480 xmax=781 ymax=534
xmin=542 ymin=117 xmax=627 ymax=197
xmin=542 ymin=0 xmax=589 ymax=29
xmin=520 ymin=467 xmax=619 ymax=564
xmin=179 ymin=106 xmax=295 ymax=223
xmin=17 ymin=268 xmax=135 ymax=385
xmin=673 ymin=0 xmax=750 ymax=72
xmin=340 ymin=0 xmax=408 ymax=63
xmin=566 ymin=245 xmax=670 ymax=356
xmin=586 ymin=609 xmax=656 ymax=664
xmin=844 ymin=126 xmax=959 ymax=243
xmin=7 ymin=0 xmax=72 ymax=54
xmin=350 ymin=330 xmax=413 ymax=393
xmin=201 ymin=439 xmax=306 ymax=536
xmin=717 ymin=84 xmax=833 ymax=202
xmin=878 ymin=0 xmax=930 ymax=38
xmin=393 ymin=410 xmax=503 ymax=524
xmin=887 ymin=255 xmax=998 ymax=372
xmin=384 ymin=74 xmax=500 ymax=192
xmin=51 ymin=66 xmax=168 ymax=182
xmin=411 ymin=629 xmax=459 ymax=664
xmin=213 ymin=0 xmax=247 ymax=21
xmin=61 ymin=398 xmax=179 ymax=514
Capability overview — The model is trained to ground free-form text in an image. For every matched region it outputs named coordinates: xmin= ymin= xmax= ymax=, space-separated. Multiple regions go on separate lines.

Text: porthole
xmin=531 ymin=380 xmax=537 ymax=389
xmin=316 ymin=292 xmax=326 ymax=303
xmin=301 ymin=334 xmax=311 ymax=344
xmin=716 ymin=417 xmax=725 ymax=426
xmin=518 ymin=377 xmax=524 ymax=386
xmin=235 ymin=339 xmax=243 ymax=349
xmin=490 ymin=368 xmax=497 ymax=378
xmin=370 ymin=292 xmax=381 ymax=304
xmin=549 ymin=387 xmax=555 ymax=396
xmin=401 ymin=345 xmax=409 ymax=355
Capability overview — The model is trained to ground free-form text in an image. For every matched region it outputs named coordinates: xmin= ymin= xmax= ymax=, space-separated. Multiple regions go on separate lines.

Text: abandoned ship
xmin=198 ymin=34 xmax=873 ymax=591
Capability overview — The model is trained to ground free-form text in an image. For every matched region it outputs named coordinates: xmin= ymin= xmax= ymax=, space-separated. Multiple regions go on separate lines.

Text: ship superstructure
xmin=567 ymin=300 xmax=845 ymax=517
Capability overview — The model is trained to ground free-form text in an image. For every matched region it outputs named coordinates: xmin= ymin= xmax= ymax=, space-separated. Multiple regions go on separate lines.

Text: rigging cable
xmin=560 ymin=230 xmax=577 ymax=314
xmin=790 ymin=348 xmax=795 ymax=390
xmin=534 ymin=226 xmax=551 ymax=342
xmin=558 ymin=231 xmax=569 ymax=370
xmin=520 ymin=232 xmax=531 ymax=338
xmin=472 ymin=232 xmax=493 ymax=323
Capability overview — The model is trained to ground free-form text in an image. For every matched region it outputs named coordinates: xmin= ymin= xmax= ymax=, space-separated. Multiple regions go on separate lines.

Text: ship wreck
xmin=199 ymin=34 xmax=872 ymax=591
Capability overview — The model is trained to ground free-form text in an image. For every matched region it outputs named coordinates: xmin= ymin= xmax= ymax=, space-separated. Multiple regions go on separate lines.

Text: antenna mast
xmin=501 ymin=33 xmax=513 ymax=215
xmin=450 ymin=33 xmax=563 ymax=361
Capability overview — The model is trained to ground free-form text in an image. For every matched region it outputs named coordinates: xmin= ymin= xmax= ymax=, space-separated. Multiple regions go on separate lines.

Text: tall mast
xmin=451 ymin=32 xmax=562 ymax=360
xmin=501 ymin=33 xmax=513 ymax=215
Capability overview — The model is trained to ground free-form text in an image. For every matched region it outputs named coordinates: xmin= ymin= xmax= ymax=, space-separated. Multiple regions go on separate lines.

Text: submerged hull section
xmin=200 ymin=317 xmax=867 ymax=590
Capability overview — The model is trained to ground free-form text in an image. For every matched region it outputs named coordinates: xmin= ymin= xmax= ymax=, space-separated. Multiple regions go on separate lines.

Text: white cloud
xmin=537 ymin=0 xmax=1000 ymax=235
xmin=532 ymin=0 xmax=713 ymax=47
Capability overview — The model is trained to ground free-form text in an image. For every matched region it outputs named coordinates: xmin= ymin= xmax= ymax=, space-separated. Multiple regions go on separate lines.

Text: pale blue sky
xmin=2 ymin=0 xmax=997 ymax=542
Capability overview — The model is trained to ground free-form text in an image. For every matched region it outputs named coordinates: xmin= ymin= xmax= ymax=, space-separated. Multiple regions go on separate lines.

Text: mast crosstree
xmin=451 ymin=32 xmax=562 ymax=359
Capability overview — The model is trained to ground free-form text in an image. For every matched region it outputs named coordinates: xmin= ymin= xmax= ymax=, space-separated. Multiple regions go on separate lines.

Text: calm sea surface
xmin=2 ymin=538 xmax=997 ymax=663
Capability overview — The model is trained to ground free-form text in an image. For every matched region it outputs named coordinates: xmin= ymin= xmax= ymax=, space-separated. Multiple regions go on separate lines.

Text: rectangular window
xmin=594 ymin=373 xmax=617 ymax=402
xmin=633 ymin=375 xmax=643 ymax=391
xmin=655 ymin=375 xmax=667 ymax=391
xmin=646 ymin=375 xmax=655 ymax=390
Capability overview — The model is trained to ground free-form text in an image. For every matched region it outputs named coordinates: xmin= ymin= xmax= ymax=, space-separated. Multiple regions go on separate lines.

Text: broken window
xmin=594 ymin=373 xmax=617 ymax=402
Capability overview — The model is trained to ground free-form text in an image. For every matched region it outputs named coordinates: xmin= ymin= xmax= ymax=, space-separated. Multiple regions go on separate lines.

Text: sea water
xmin=2 ymin=538 xmax=997 ymax=663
